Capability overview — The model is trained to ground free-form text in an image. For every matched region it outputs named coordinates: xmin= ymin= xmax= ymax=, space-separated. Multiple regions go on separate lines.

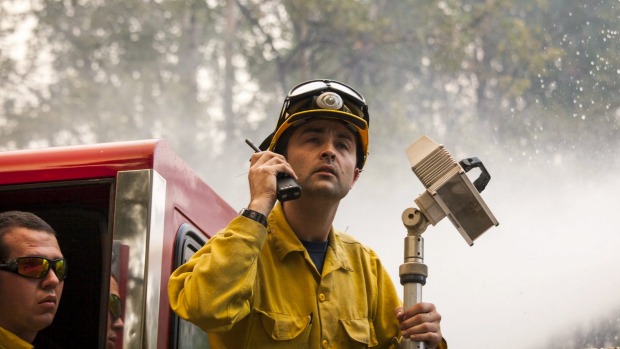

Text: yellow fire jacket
xmin=169 ymin=203 xmax=447 ymax=349
xmin=0 ymin=326 xmax=33 ymax=349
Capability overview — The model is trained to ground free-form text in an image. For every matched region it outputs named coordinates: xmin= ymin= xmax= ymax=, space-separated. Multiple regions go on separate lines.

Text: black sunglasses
xmin=0 ymin=256 xmax=68 ymax=280
xmin=109 ymin=293 xmax=123 ymax=321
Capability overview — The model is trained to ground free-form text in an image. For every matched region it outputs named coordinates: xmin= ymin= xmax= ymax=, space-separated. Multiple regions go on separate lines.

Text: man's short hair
xmin=0 ymin=211 xmax=56 ymax=260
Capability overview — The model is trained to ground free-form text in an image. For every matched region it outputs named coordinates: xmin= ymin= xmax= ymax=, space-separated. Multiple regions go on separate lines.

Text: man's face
xmin=107 ymin=277 xmax=124 ymax=349
xmin=286 ymin=119 xmax=360 ymax=200
xmin=0 ymin=227 xmax=64 ymax=342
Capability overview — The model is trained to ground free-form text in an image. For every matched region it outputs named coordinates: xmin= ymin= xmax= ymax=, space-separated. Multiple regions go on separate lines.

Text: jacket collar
xmin=268 ymin=203 xmax=353 ymax=272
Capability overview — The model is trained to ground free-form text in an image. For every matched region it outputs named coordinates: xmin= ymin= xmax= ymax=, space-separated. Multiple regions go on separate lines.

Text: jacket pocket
xmin=245 ymin=310 xmax=312 ymax=348
xmin=339 ymin=318 xmax=379 ymax=347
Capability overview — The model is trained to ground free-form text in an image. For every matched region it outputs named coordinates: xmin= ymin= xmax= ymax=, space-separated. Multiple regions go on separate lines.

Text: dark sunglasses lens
xmin=54 ymin=259 xmax=67 ymax=280
xmin=18 ymin=257 xmax=50 ymax=278
xmin=109 ymin=294 xmax=122 ymax=320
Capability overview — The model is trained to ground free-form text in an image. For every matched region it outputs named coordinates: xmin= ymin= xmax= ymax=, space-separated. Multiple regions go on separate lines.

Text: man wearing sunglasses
xmin=107 ymin=276 xmax=124 ymax=349
xmin=169 ymin=79 xmax=446 ymax=348
xmin=0 ymin=211 xmax=66 ymax=348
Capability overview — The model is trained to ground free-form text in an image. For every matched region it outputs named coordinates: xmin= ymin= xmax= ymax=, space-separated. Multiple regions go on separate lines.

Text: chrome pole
xmin=399 ymin=208 xmax=430 ymax=349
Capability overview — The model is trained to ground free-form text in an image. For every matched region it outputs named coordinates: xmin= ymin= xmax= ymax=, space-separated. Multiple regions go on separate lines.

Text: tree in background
xmin=0 ymin=0 xmax=618 ymax=181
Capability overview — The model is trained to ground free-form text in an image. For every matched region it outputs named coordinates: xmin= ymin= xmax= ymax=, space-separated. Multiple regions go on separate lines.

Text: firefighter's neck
xmin=282 ymin=197 xmax=339 ymax=242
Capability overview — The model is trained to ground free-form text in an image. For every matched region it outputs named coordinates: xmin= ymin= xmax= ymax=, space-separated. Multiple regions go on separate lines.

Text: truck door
xmin=170 ymin=223 xmax=212 ymax=348
xmin=0 ymin=140 xmax=236 ymax=348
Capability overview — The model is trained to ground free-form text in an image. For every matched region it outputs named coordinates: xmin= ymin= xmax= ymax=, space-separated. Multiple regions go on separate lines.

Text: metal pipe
xmin=399 ymin=208 xmax=430 ymax=349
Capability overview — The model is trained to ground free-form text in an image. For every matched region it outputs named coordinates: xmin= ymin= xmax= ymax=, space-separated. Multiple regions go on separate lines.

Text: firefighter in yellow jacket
xmin=168 ymin=79 xmax=447 ymax=349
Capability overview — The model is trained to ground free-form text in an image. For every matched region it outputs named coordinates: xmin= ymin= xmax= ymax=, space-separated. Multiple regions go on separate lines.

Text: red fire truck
xmin=0 ymin=139 xmax=236 ymax=348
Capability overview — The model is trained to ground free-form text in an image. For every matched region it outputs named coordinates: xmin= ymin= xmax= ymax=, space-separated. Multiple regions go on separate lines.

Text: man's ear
xmin=351 ymin=167 xmax=361 ymax=187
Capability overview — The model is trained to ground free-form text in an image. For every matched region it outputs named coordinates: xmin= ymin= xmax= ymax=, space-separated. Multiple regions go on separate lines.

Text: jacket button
xmin=318 ymin=293 xmax=326 ymax=302
xmin=321 ymin=339 xmax=329 ymax=348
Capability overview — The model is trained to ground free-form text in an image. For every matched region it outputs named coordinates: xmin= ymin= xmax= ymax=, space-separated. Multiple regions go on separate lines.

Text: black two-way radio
xmin=245 ymin=139 xmax=301 ymax=202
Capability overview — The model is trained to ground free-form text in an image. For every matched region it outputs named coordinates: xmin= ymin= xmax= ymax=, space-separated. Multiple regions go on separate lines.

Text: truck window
xmin=0 ymin=180 xmax=113 ymax=348
xmin=171 ymin=223 xmax=211 ymax=349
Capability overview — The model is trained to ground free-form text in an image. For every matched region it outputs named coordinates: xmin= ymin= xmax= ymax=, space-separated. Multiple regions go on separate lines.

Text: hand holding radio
xmin=245 ymin=139 xmax=302 ymax=202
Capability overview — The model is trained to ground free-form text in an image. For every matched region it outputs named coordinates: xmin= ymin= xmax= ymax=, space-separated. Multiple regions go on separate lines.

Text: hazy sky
xmin=208 ymin=135 xmax=620 ymax=349
xmin=335 ymin=148 xmax=620 ymax=349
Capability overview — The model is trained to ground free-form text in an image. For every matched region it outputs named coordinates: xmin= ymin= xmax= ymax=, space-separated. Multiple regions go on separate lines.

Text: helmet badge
xmin=315 ymin=92 xmax=344 ymax=110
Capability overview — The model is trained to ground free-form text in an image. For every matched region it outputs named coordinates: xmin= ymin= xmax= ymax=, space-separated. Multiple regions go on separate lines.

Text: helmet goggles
xmin=260 ymin=79 xmax=370 ymax=169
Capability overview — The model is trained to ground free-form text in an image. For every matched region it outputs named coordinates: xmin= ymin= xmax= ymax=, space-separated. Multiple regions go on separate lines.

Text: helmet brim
xmin=260 ymin=109 xmax=369 ymax=169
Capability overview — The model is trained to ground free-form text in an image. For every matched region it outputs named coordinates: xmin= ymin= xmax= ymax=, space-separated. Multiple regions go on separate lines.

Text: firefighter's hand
xmin=247 ymin=150 xmax=297 ymax=216
xmin=395 ymin=302 xmax=443 ymax=348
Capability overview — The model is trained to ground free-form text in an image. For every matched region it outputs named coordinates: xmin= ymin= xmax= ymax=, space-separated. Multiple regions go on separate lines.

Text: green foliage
xmin=0 ymin=0 xmax=618 ymax=179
